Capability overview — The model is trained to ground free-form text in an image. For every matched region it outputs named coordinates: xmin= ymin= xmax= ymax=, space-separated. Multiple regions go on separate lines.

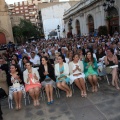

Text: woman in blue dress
xmin=55 ymin=55 xmax=72 ymax=97
xmin=83 ymin=51 xmax=98 ymax=92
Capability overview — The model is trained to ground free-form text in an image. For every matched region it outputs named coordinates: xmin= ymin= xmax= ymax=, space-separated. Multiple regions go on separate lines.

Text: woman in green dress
xmin=83 ymin=51 xmax=98 ymax=92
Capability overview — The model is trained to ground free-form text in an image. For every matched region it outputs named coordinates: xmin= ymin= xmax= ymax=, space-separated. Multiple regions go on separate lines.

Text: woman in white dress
xmin=69 ymin=53 xmax=87 ymax=97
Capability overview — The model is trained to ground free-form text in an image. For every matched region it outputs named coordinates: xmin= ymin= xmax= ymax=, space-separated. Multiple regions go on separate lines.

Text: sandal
xmin=94 ymin=86 xmax=98 ymax=92
xmin=15 ymin=105 xmax=19 ymax=110
xmin=33 ymin=100 xmax=37 ymax=106
xmin=69 ymin=90 xmax=72 ymax=97
xmin=18 ymin=104 xmax=22 ymax=110
xmin=92 ymin=87 xmax=95 ymax=93
xmin=50 ymin=100 xmax=54 ymax=104
xmin=81 ymin=91 xmax=84 ymax=97
xmin=83 ymin=91 xmax=87 ymax=97
xmin=47 ymin=102 xmax=51 ymax=105
xmin=36 ymin=100 xmax=40 ymax=106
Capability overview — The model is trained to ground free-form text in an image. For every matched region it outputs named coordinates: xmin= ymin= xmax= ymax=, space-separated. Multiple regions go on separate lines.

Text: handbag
xmin=58 ymin=75 xmax=67 ymax=81
xmin=13 ymin=82 xmax=20 ymax=88
xmin=0 ymin=87 xmax=7 ymax=100
xmin=105 ymin=67 xmax=112 ymax=74
xmin=44 ymin=76 xmax=51 ymax=82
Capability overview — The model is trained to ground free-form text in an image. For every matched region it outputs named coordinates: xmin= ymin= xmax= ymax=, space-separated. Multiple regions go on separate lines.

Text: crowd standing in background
xmin=0 ymin=34 xmax=120 ymax=114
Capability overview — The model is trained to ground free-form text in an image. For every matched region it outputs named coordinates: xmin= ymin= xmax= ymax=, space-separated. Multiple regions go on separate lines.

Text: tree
xmin=12 ymin=26 xmax=23 ymax=43
xmin=12 ymin=19 xmax=40 ymax=43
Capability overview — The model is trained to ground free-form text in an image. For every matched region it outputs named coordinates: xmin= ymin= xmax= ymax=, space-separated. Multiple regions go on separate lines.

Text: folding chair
xmin=41 ymin=87 xmax=60 ymax=101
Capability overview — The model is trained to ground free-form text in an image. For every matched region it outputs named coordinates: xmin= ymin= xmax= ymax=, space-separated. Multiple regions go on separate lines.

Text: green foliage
xmin=12 ymin=19 xmax=40 ymax=43
xmin=98 ymin=26 xmax=108 ymax=36
xmin=106 ymin=16 xmax=113 ymax=21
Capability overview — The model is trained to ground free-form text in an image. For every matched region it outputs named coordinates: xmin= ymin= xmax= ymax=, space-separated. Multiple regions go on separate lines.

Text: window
xmin=25 ymin=10 xmax=28 ymax=12
xmin=16 ymin=11 xmax=19 ymax=14
xmin=24 ymin=6 xmax=28 ymax=9
xmin=15 ymin=8 xmax=19 ymax=10
xmin=20 ymin=7 xmax=23 ymax=9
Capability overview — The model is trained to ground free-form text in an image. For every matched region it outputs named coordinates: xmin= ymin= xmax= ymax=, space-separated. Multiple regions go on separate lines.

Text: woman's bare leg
xmin=13 ymin=92 xmax=19 ymax=110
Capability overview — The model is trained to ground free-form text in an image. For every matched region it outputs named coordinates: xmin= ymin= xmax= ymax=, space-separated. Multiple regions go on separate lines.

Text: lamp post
xmin=103 ymin=0 xmax=115 ymax=34
xmin=57 ymin=25 xmax=60 ymax=39
xmin=68 ymin=18 xmax=73 ymax=38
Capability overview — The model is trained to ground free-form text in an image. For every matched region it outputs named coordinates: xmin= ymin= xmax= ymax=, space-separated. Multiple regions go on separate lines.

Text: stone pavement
xmin=1 ymin=79 xmax=120 ymax=120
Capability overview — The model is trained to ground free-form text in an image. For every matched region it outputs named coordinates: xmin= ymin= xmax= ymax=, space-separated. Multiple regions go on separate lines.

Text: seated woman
xmin=96 ymin=47 xmax=106 ymax=63
xmin=20 ymin=56 xmax=30 ymax=72
xmin=69 ymin=54 xmax=87 ymax=97
xmin=23 ymin=61 xmax=41 ymax=106
xmin=39 ymin=56 xmax=56 ymax=105
xmin=54 ymin=52 xmax=60 ymax=64
xmin=104 ymin=48 xmax=119 ymax=89
xmin=78 ymin=49 xmax=85 ymax=61
xmin=7 ymin=64 xmax=24 ymax=110
xmin=83 ymin=51 xmax=98 ymax=92
xmin=55 ymin=55 xmax=72 ymax=97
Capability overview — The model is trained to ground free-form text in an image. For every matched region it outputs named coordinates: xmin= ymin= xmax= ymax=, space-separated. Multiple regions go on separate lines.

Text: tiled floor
xmin=1 ymin=79 xmax=120 ymax=120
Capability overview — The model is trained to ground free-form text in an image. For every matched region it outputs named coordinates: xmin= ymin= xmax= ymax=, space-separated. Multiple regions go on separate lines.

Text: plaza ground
xmin=1 ymin=79 xmax=120 ymax=120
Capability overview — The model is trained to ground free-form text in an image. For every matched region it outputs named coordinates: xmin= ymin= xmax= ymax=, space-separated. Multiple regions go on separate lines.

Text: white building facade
xmin=64 ymin=0 xmax=120 ymax=37
xmin=41 ymin=2 xmax=77 ymax=39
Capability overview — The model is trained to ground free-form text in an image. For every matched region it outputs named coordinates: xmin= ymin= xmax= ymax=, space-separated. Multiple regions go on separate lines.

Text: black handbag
xmin=0 ymin=88 xmax=7 ymax=100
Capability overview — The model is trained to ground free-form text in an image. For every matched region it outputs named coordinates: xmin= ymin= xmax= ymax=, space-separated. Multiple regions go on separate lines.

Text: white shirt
xmin=30 ymin=55 xmax=40 ymax=65
xmin=73 ymin=63 xmax=81 ymax=74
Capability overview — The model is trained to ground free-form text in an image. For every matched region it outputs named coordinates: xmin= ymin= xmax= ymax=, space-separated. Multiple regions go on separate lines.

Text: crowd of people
xmin=0 ymin=34 xmax=120 ymax=117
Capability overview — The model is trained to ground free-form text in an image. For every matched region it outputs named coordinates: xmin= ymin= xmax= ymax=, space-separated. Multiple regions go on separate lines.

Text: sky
xmin=5 ymin=0 xmax=26 ymax=4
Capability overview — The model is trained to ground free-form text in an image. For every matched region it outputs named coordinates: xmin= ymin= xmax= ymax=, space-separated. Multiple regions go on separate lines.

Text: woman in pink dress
xmin=23 ymin=61 xmax=41 ymax=106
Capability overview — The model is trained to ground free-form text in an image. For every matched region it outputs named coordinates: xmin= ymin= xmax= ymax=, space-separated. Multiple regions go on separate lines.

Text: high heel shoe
xmin=84 ymin=93 xmax=87 ymax=97
xmin=47 ymin=102 xmax=51 ymax=105
xmin=36 ymin=100 xmax=40 ymax=106
xmin=69 ymin=91 xmax=72 ymax=97
xmin=18 ymin=104 xmax=21 ymax=110
xmin=33 ymin=100 xmax=37 ymax=106
xmin=15 ymin=105 xmax=19 ymax=110
xmin=81 ymin=91 xmax=84 ymax=97
xmin=50 ymin=100 xmax=54 ymax=104
xmin=92 ymin=87 xmax=95 ymax=93
xmin=94 ymin=86 xmax=98 ymax=92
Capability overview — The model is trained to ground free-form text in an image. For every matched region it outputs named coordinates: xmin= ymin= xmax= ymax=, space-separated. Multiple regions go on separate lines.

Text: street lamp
xmin=57 ymin=25 xmax=60 ymax=39
xmin=69 ymin=18 xmax=73 ymax=38
xmin=103 ymin=0 xmax=115 ymax=34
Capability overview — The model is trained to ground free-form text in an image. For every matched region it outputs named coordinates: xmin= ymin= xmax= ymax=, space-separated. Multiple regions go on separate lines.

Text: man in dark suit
xmin=0 ymin=103 xmax=3 ymax=120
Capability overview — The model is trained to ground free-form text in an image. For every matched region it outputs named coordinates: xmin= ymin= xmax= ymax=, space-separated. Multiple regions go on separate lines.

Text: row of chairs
xmin=8 ymin=64 xmax=120 ymax=109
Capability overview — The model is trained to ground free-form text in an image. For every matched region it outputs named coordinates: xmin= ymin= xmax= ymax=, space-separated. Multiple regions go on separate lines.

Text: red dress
xmin=25 ymin=73 xmax=41 ymax=92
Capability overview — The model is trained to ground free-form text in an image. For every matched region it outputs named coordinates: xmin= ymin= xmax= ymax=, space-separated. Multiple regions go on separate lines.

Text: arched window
xmin=76 ymin=20 xmax=80 ymax=35
xmin=108 ymin=7 xmax=119 ymax=34
xmin=87 ymin=15 xmax=94 ymax=35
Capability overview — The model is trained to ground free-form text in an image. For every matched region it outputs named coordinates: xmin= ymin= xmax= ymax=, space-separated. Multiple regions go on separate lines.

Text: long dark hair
xmin=58 ymin=55 xmax=66 ymax=63
xmin=22 ymin=56 xmax=29 ymax=65
xmin=12 ymin=54 xmax=19 ymax=62
xmin=10 ymin=64 xmax=20 ymax=74
xmin=41 ymin=56 xmax=51 ymax=66
xmin=85 ymin=51 xmax=94 ymax=63
xmin=72 ymin=53 xmax=79 ymax=61
xmin=107 ymin=48 xmax=114 ymax=54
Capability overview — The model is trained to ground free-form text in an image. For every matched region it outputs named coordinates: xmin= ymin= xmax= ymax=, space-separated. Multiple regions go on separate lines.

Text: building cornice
xmin=63 ymin=0 xmax=102 ymax=20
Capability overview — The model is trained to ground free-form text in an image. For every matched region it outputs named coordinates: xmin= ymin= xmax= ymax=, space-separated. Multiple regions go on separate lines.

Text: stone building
xmin=63 ymin=0 xmax=120 ymax=37
xmin=8 ymin=1 xmax=38 ymax=26
xmin=38 ymin=1 xmax=78 ymax=39
xmin=0 ymin=0 xmax=14 ymax=44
